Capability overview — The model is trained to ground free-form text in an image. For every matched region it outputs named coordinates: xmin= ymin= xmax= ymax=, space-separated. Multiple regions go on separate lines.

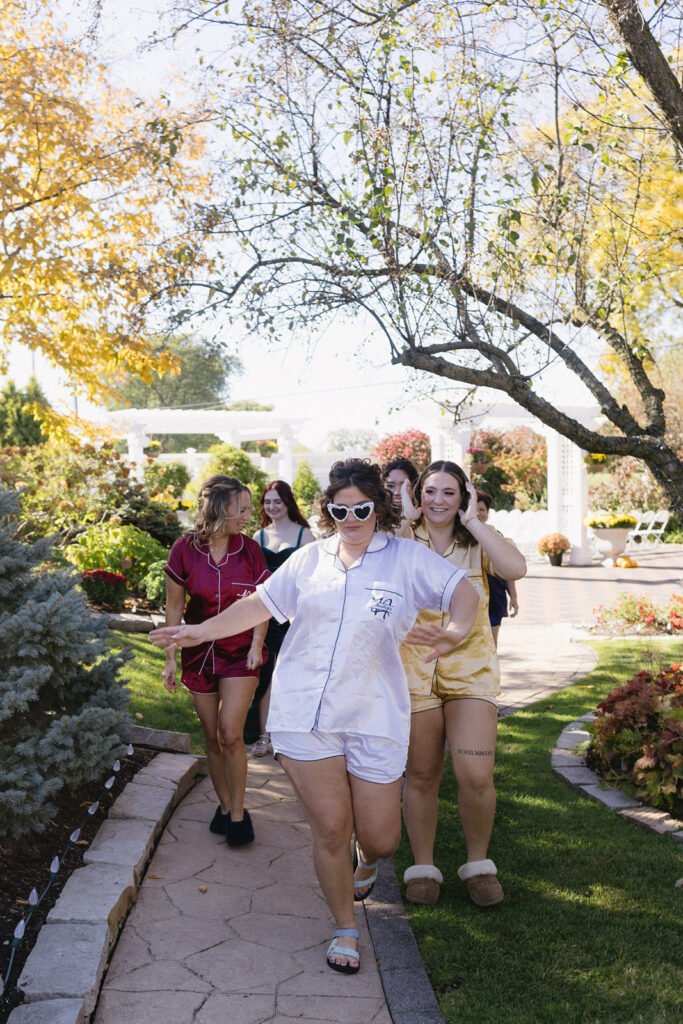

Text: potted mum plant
xmin=466 ymin=447 xmax=493 ymax=474
xmin=584 ymin=512 xmax=637 ymax=562
xmin=583 ymin=451 xmax=611 ymax=470
xmin=537 ymin=533 xmax=571 ymax=566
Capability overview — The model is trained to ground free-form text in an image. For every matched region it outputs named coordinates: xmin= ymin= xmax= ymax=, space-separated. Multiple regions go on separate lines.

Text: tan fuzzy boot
xmin=457 ymin=859 xmax=504 ymax=907
xmin=403 ymin=865 xmax=443 ymax=904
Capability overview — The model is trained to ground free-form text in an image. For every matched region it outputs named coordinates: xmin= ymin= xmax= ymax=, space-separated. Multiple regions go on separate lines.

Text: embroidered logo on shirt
xmin=370 ymin=595 xmax=393 ymax=619
xmin=236 ymin=588 xmax=252 ymax=599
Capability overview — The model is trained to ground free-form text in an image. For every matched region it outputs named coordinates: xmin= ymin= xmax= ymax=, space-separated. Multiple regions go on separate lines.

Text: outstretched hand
xmin=403 ymin=623 xmax=462 ymax=663
xmin=150 ymin=623 xmax=205 ymax=654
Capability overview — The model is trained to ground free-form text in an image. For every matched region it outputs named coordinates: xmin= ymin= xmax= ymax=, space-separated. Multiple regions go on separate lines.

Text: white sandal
xmin=353 ymin=841 xmax=378 ymax=901
xmin=326 ymin=927 xmax=360 ymax=974
xmin=250 ymin=733 xmax=270 ymax=756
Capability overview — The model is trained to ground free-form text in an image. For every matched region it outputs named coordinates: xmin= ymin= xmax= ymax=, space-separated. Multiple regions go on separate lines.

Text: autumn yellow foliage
xmin=519 ymin=64 xmax=682 ymax=367
xmin=0 ymin=1 xmax=211 ymax=422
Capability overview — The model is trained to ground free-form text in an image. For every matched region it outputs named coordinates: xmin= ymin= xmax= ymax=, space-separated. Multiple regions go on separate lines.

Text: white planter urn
xmin=592 ymin=527 xmax=631 ymax=564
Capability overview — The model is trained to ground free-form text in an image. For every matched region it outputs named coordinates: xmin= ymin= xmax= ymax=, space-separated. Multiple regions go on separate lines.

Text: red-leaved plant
xmin=80 ymin=569 xmax=128 ymax=610
xmin=585 ymin=664 xmax=683 ymax=816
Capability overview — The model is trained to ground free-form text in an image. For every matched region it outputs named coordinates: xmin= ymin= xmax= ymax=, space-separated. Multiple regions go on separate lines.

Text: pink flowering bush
xmin=371 ymin=430 xmax=432 ymax=472
xmin=587 ymin=455 xmax=666 ymax=512
xmin=593 ymin=592 xmax=683 ymax=633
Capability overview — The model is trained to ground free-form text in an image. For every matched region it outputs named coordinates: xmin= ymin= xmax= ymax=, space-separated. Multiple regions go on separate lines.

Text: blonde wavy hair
xmin=193 ymin=475 xmax=248 ymax=543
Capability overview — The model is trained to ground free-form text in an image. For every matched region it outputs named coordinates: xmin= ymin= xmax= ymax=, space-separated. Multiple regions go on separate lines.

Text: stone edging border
xmin=552 ymin=714 xmax=683 ymax=843
xmin=364 ymin=861 xmax=445 ymax=1024
xmin=9 ymin=752 xmax=200 ymax=1024
xmin=99 ymin=611 xmax=164 ymax=634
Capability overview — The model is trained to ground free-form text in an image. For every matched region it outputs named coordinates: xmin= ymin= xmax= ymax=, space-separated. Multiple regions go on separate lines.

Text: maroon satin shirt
xmin=164 ymin=533 xmax=270 ymax=672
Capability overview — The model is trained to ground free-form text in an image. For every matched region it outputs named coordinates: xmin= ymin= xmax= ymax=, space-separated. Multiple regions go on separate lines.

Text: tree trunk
xmin=397 ymin=347 xmax=683 ymax=519
xmin=602 ymin=0 xmax=683 ymax=149
xmin=640 ymin=444 xmax=683 ymax=521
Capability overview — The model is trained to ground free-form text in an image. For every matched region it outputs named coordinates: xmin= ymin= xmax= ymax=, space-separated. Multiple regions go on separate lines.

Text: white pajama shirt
xmin=256 ymin=531 xmax=466 ymax=751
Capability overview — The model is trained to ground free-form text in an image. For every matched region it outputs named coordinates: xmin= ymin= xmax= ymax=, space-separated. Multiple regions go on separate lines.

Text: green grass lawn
xmin=394 ymin=639 xmax=683 ymax=1024
xmin=109 ymin=631 xmax=207 ymax=753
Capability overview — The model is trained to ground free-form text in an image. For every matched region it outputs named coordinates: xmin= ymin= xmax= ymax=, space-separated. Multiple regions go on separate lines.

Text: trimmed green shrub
xmin=292 ymin=459 xmax=321 ymax=517
xmin=65 ymin=523 xmax=167 ymax=590
xmin=189 ymin=443 xmax=268 ymax=532
xmin=139 ymin=559 xmax=167 ymax=607
xmin=116 ymin=494 xmax=182 ymax=547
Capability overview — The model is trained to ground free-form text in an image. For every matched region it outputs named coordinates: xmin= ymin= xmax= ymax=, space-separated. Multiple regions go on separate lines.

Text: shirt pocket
xmin=362 ymin=582 xmax=406 ymax=626
xmin=223 ymin=579 xmax=257 ymax=602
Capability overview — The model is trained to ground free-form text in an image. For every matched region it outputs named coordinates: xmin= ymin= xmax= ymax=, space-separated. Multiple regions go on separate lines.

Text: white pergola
xmin=99 ymin=408 xmax=307 ymax=483
xmin=98 ymin=397 xmax=600 ymax=565
xmin=421 ymin=398 xmax=601 ymax=565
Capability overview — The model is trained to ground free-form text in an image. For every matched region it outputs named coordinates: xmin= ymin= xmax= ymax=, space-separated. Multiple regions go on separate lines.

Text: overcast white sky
xmin=2 ymin=0 xmax=595 ymax=447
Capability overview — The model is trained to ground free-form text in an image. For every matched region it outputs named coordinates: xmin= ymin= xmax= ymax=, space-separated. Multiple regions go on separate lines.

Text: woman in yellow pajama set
xmin=400 ymin=461 xmax=526 ymax=908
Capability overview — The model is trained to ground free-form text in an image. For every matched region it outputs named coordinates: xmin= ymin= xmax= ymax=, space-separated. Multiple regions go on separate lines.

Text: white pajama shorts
xmin=270 ymin=729 xmax=407 ymax=785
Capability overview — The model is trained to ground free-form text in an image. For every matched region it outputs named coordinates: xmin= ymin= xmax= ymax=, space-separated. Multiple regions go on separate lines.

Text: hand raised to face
xmin=456 ymin=477 xmax=478 ymax=526
xmin=400 ymin=478 xmax=420 ymax=521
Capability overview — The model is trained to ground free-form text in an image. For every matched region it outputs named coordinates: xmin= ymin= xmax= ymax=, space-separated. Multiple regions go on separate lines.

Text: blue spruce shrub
xmin=0 ymin=487 xmax=132 ymax=838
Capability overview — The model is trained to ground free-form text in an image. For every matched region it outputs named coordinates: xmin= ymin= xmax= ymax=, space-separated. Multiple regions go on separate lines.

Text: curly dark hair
xmin=414 ymin=460 xmax=476 ymax=548
xmin=259 ymin=480 xmax=309 ymax=528
xmin=193 ymin=475 xmax=246 ymax=543
xmin=319 ymin=458 xmax=401 ymax=534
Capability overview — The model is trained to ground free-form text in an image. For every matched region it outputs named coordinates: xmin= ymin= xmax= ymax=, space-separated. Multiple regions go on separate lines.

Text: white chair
xmin=625 ymin=509 xmax=670 ymax=550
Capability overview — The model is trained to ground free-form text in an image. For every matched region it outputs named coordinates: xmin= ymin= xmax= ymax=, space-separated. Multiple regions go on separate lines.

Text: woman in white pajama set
xmin=151 ymin=459 xmax=478 ymax=975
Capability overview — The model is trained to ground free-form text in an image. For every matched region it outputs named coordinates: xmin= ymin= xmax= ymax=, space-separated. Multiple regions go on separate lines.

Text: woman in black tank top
xmin=244 ymin=481 xmax=314 ymax=751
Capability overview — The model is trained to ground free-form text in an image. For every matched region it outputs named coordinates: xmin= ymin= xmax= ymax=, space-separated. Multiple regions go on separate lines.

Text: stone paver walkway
xmin=94 ymin=761 xmax=393 ymax=1024
xmin=497 ymin=623 xmax=598 ymax=717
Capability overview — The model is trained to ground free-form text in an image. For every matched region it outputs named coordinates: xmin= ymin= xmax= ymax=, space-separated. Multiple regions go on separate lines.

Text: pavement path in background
xmin=509 ymin=544 xmax=683 ymax=628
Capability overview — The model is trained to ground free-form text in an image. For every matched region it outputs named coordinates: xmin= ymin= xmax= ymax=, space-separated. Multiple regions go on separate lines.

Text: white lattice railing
xmin=487 ymin=508 xmax=552 ymax=563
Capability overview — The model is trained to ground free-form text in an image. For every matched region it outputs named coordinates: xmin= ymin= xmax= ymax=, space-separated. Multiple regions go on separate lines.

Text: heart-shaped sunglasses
xmin=327 ymin=500 xmax=375 ymax=523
